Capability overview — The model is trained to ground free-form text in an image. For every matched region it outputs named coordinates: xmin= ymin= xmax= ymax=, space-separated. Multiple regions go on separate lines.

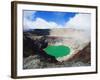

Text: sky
xmin=23 ymin=10 xmax=91 ymax=31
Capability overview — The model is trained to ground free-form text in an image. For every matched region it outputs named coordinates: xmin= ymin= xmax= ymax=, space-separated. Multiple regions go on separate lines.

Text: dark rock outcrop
xmin=23 ymin=35 xmax=58 ymax=63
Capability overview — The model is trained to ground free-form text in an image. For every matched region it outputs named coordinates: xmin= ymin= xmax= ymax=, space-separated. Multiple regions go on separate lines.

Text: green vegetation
xmin=44 ymin=45 xmax=70 ymax=58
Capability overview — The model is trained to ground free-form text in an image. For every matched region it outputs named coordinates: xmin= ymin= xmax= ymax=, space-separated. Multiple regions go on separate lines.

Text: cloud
xmin=32 ymin=18 xmax=56 ymax=29
xmin=65 ymin=14 xmax=91 ymax=31
xmin=23 ymin=12 xmax=91 ymax=33
xmin=65 ymin=13 xmax=91 ymax=38
xmin=23 ymin=18 xmax=33 ymax=30
xmin=23 ymin=11 xmax=36 ymax=30
xmin=24 ymin=17 xmax=63 ymax=30
xmin=24 ymin=11 xmax=36 ymax=20
xmin=23 ymin=11 xmax=63 ymax=30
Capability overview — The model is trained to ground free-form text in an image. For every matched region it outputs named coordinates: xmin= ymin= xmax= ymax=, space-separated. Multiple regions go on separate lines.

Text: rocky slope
xmin=23 ymin=43 xmax=91 ymax=69
xmin=23 ymin=28 xmax=91 ymax=69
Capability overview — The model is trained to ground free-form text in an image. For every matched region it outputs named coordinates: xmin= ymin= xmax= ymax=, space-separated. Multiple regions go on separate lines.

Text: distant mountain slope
xmin=24 ymin=29 xmax=50 ymax=36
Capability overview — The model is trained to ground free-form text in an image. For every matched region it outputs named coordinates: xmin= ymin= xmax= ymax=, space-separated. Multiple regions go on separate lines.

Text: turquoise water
xmin=44 ymin=45 xmax=70 ymax=58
